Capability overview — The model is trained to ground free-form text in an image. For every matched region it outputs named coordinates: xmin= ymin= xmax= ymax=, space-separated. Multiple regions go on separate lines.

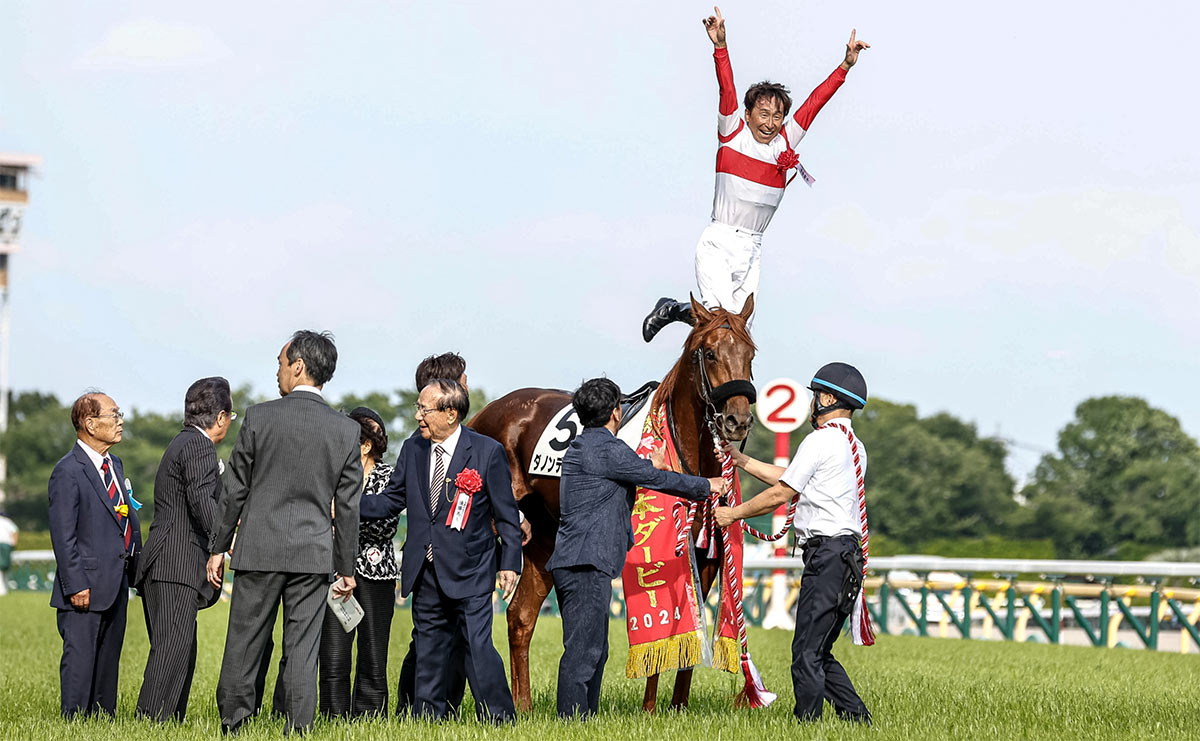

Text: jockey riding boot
xmin=641 ymin=297 xmax=694 ymax=342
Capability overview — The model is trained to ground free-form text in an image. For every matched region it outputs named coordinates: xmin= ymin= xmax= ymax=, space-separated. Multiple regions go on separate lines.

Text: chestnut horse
xmin=469 ymin=295 xmax=757 ymax=712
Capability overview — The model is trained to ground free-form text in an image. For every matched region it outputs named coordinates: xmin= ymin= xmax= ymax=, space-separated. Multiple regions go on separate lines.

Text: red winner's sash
xmin=623 ymin=401 xmax=707 ymax=678
xmin=623 ymin=400 xmax=752 ymax=679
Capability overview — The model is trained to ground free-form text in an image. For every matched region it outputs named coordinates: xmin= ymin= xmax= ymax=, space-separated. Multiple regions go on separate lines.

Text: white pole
xmin=761 ymin=431 xmax=795 ymax=630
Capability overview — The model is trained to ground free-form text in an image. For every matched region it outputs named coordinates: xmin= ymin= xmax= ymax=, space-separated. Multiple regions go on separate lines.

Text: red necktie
xmin=101 ymin=458 xmax=131 ymax=551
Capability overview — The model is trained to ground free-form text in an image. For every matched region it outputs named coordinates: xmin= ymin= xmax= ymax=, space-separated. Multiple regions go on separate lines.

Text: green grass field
xmin=1 ymin=592 xmax=1197 ymax=739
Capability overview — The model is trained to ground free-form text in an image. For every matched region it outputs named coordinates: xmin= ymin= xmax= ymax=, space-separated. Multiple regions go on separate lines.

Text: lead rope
xmin=826 ymin=421 xmax=875 ymax=646
xmin=711 ymin=426 xmax=776 ymax=708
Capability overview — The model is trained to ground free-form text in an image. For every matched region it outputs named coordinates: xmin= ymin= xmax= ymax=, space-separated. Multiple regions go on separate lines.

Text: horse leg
xmin=642 ymin=673 xmax=660 ymax=713
xmin=669 ymin=555 xmax=721 ymax=710
xmin=507 ymin=552 xmax=554 ymax=713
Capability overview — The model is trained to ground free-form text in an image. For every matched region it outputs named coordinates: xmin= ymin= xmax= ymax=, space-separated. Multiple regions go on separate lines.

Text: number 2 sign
xmin=756 ymin=378 xmax=806 ymax=433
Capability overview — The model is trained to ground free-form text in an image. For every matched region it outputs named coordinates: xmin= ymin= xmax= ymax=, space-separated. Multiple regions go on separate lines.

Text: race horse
xmin=469 ymin=295 xmax=757 ymax=712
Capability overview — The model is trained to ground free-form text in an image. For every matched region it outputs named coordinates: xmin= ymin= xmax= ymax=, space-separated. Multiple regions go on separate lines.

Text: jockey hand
xmin=841 ymin=28 xmax=870 ymax=70
xmin=714 ymin=506 xmax=738 ymax=528
xmin=703 ymin=6 xmax=727 ymax=49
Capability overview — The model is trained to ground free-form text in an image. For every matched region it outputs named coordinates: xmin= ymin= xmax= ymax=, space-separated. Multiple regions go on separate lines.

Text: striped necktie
xmin=427 ymin=445 xmax=446 ymax=562
xmin=101 ymin=457 xmax=131 ymax=551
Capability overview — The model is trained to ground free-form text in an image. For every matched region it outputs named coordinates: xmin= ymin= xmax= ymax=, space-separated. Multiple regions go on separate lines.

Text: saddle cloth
xmin=526 ymin=381 xmax=658 ymax=478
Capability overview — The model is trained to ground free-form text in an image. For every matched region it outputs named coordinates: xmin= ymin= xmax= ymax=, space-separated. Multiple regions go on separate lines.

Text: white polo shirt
xmin=778 ymin=420 xmax=865 ymax=543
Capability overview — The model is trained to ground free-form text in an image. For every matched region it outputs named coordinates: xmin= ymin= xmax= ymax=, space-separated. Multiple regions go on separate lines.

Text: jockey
xmin=642 ymin=7 xmax=869 ymax=342
xmin=715 ymin=362 xmax=873 ymax=724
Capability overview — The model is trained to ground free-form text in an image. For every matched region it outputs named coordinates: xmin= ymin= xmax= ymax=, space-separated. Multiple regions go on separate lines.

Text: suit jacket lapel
xmin=413 ymin=436 xmax=432 ymax=518
xmin=437 ymin=429 xmax=475 ymax=518
xmin=73 ymin=444 xmax=121 ymax=526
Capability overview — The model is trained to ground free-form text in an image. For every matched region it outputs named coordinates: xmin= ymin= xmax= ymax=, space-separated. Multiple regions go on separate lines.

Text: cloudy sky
xmin=3 ymin=1 xmax=1198 ymax=479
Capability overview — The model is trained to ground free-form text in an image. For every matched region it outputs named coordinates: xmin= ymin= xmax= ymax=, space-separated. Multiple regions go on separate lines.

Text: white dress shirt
xmin=291 ymin=384 xmax=324 ymax=397
xmin=429 ymin=424 xmax=463 ymax=498
xmin=75 ymin=439 xmax=125 ymax=505
xmin=779 ymin=420 xmax=866 ymax=543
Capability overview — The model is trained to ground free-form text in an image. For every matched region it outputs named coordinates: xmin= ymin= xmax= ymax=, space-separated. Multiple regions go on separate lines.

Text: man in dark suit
xmin=207 ymin=331 xmax=363 ymax=734
xmin=547 ymin=378 xmax=723 ymax=718
xmin=134 ymin=377 xmax=235 ymax=721
xmin=48 ymin=392 xmax=142 ymax=718
xmin=361 ymin=378 xmax=522 ymax=723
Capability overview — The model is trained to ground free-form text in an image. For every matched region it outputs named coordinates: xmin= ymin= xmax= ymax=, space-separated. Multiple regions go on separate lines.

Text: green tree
xmin=1018 ymin=396 xmax=1200 ymax=558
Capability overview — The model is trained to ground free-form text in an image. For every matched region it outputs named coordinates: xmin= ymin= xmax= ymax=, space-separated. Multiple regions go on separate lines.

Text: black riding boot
xmin=641 ymin=297 xmax=694 ymax=342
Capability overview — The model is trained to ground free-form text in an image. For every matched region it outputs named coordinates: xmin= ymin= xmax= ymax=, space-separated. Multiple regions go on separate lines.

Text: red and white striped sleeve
xmin=782 ymin=66 xmax=847 ymax=146
xmin=714 ymin=47 xmax=744 ymax=143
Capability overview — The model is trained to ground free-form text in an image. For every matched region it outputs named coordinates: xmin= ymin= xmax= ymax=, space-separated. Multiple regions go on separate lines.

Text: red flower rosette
xmin=455 ymin=468 xmax=483 ymax=495
xmin=775 ymin=148 xmax=799 ymax=173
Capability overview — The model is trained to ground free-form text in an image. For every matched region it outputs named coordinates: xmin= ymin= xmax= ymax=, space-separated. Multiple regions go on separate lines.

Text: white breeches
xmin=694 ymin=221 xmax=762 ymax=316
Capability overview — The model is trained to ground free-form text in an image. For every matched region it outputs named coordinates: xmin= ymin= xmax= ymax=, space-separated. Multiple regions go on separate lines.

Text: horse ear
xmin=689 ymin=293 xmax=714 ymax=324
xmin=738 ymin=293 xmax=755 ymax=320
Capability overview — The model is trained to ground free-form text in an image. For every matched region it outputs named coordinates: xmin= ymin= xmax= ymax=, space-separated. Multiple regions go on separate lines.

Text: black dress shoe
xmin=221 ymin=718 xmax=247 ymax=735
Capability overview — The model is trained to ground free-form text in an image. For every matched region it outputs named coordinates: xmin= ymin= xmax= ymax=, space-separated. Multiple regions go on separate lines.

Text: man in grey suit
xmin=547 ymin=378 xmax=724 ymax=718
xmin=207 ymin=331 xmax=363 ymax=734
xmin=135 ymin=377 xmax=235 ymax=721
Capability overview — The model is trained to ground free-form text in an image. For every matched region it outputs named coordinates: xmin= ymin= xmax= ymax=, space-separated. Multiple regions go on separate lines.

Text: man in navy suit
xmin=48 ymin=392 xmax=142 ymax=718
xmin=547 ymin=378 xmax=724 ymax=718
xmin=360 ymin=378 xmax=522 ymax=723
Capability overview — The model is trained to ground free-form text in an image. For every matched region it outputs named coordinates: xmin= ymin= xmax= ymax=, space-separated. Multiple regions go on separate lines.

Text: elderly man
xmin=135 ymin=377 xmax=235 ymax=722
xmin=208 ymin=331 xmax=363 ymax=735
xmin=48 ymin=392 xmax=142 ymax=718
xmin=361 ymin=379 xmax=522 ymax=724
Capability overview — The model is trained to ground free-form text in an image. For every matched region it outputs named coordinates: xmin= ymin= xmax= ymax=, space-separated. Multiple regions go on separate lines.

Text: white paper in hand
xmin=326 ymin=584 xmax=364 ymax=633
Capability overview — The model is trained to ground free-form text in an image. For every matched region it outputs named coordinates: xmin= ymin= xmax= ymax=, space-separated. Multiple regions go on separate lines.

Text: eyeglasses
xmin=413 ymin=403 xmax=443 ymax=417
xmin=223 ymin=410 xmax=238 ymax=421
xmin=92 ymin=411 xmax=125 ymax=421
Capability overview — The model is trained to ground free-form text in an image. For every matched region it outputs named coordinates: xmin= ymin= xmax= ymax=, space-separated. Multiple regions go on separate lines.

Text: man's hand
xmin=718 ymin=440 xmax=748 ymax=469
xmin=714 ymin=506 xmax=738 ymax=528
xmin=68 ymin=588 xmax=91 ymax=611
xmin=649 ymin=444 xmax=670 ymax=471
xmin=841 ymin=28 xmax=870 ymax=70
xmin=331 ymin=574 xmax=356 ymax=602
xmin=498 ymin=570 xmax=519 ymax=601
xmin=520 ymin=518 xmax=532 ymax=546
xmin=703 ymin=6 xmax=726 ymax=49
xmin=708 ymin=477 xmax=728 ymax=495
xmin=206 ymin=554 xmax=225 ymax=589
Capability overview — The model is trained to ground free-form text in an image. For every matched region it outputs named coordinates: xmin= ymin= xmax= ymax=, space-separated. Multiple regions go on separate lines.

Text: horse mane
xmin=654 ymin=305 xmax=756 ymax=413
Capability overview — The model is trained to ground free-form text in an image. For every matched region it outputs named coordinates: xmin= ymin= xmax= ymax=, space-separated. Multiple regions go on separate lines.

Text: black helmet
xmin=809 ymin=362 xmax=868 ymax=411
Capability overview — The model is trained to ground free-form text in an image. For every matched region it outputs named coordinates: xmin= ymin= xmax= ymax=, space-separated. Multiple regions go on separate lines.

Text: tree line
xmin=3 ymin=388 xmax=1197 ymax=560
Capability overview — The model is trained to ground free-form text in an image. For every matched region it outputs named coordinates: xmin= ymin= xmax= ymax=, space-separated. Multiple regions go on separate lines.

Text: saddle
xmin=619 ymin=381 xmax=659 ymax=432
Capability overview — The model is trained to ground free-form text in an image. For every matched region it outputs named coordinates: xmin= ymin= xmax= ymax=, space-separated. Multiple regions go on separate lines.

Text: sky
xmin=3 ymin=1 xmax=1198 ymax=482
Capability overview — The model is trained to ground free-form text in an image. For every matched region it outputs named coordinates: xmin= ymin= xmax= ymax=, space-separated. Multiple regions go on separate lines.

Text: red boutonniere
xmin=455 ymin=468 xmax=483 ymax=495
xmin=447 ymin=468 xmax=483 ymax=530
xmin=775 ymin=148 xmax=799 ymax=173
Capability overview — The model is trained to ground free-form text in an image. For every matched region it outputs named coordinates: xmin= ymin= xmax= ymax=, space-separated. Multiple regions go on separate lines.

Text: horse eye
xmin=705 ymin=349 xmax=716 ymax=361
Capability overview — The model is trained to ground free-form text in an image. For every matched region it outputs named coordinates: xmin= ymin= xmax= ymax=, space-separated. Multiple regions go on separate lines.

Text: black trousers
xmin=792 ymin=535 xmax=870 ymax=723
xmin=216 ymin=571 xmax=326 ymax=733
xmin=137 ymin=579 xmax=206 ymax=721
xmin=552 ymin=565 xmax=611 ymax=718
xmin=319 ymin=578 xmax=397 ymax=718
xmin=410 ymin=561 xmax=514 ymax=723
xmin=56 ymin=573 xmax=128 ymax=718
xmin=397 ymin=620 xmax=468 ymax=716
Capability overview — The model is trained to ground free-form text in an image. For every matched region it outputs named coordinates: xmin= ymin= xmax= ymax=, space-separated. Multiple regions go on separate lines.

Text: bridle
xmin=666 ymin=322 xmax=756 ymax=476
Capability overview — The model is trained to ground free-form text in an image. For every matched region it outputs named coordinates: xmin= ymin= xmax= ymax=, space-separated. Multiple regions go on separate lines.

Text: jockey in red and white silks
xmin=642 ymin=8 xmax=870 ymax=342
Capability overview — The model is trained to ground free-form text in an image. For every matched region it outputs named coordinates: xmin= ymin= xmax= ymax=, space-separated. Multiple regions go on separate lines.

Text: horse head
xmin=657 ymin=294 xmax=757 ymax=443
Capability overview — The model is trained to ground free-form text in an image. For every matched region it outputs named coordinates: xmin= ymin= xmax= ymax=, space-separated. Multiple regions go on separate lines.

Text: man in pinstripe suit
xmin=207 ymin=331 xmax=363 ymax=735
xmin=134 ymin=377 xmax=235 ymax=721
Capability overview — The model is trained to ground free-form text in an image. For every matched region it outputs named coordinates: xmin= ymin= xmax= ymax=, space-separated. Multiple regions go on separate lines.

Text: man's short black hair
xmin=184 ymin=377 xmax=232 ymax=429
xmin=287 ymin=330 xmax=338 ymax=386
xmin=415 ymin=352 xmax=466 ymax=390
xmin=573 ymin=378 xmax=622 ymax=429
xmin=744 ymin=80 xmax=792 ymax=115
xmin=427 ymin=378 xmax=470 ymax=423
